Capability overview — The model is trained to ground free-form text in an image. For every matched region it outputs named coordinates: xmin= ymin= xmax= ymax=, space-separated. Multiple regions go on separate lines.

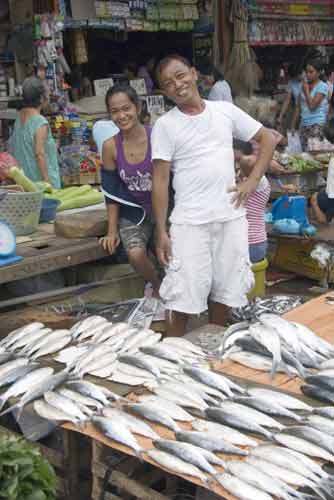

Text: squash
xmin=9 ymin=167 xmax=38 ymax=192
xmin=57 ymin=190 xmax=104 ymax=211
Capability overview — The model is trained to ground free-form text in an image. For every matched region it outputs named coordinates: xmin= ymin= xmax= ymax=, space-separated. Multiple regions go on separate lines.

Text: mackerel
xmin=125 ymin=402 xmax=179 ymax=432
xmin=154 ymin=439 xmax=217 ymax=475
xmin=31 ymin=336 xmax=72 ymax=359
xmin=23 ymin=329 xmax=69 ymax=356
xmin=120 ymin=329 xmax=156 ymax=353
xmin=92 ymin=415 xmax=142 ymax=457
xmin=305 ymin=374 xmax=334 ymax=391
xmin=0 ymin=363 xmax=37 ymax=391
xmin=44 ymin=391 xmax=88 ymax=422
xmin=183 ymin=367 xmax=235 ymax=397
xmin=137 ymin=395 xmax=194 ymax=422
xmin=102 ymin=407 xmax=159 ymax=439
xmin=281 ymin=425 xmax=334 ymax=455
xmin=206 ymin=407 xmax=273 ymax=440
xmin=301 ymin=384 xmax=334 ymax=404
xmin=218 ymin=401 xmax=284 ymax=430
xmin=150 ymin=386 xmax=206 ymax=412
xmin=140 ymin=345 xmax=182 ymax=363
xmin=156 ymin=381 xmax=208 ymax=410
xmin=192 ymin=419 xmax=258 ymax=447
xmin=146 ymin=449 xmax=208 ymax=485
xmin=1 ymin=323 xmax=44 ymax=349
xmin=58 ymin=387 xmax=103 ymax=410
xmin=118 ymin=354 xmax=161 ymax=378
xmin=67 ymin=380 xmax=121 ymax=405
xmin=248 ymin=322 xmax=282 ymax=377
xmin=175 ymin=430 xmax=248 ymax=456
xmin=274 ymin=432 xmax=334 ymax=462
xmin=12 ymin=328 xmax=52 ymax=351
xmin=314 ymin=406 xmax=334 ymax=419
xmin=216 ymin=472 xmax=274 ymax=500
xmin=234 ymin=396 xmax=303 ymax=422
xmin=221 ymin=321 xmax=250 ymax=351
xmin=162 ymin=337 xmax=205 ymax=356
xmin=0 ymin=357 xmax=29 ymax=378
xmin=259 ymin=313 xmax=301 ymax=355
xmin=34 ymin=400 xmax=80 ymax=424
xmin=248 ymin=387 xmax=313 ymax=412
xmin=174 ymin=373 xmax=226 ymax=401
xmin=0 ymin=367 xmax=54 ymax=410
xmin=116 ymin=362 xmax=156 ymax=380
xmin=292 ymin=321 xmax=334 ymax=357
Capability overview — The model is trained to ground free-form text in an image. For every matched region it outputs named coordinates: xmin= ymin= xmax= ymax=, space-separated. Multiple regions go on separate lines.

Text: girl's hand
xmin=99 ymin=232 xmax=120 ymax=254
xmin=303 ymin=83 xmax=310 ymax=95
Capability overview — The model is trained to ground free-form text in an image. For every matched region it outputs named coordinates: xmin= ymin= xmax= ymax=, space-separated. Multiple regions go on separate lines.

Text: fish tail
xmin=0 ymin=402 xmax=19 ymax=417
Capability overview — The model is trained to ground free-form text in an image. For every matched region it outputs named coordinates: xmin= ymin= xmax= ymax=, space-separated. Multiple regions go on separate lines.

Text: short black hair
xmin=287 ymin=63 xmax=302 ymax=79
xmin=155 ymin=54 xmax=192 ymax=83
xmin=200 ymin=63 xmax=224 ymax=83
xmin=324 ymin=123 xmax=334 ymax=145
xmin=306 ymin=59 xmax=323 ymax=73
xmin=233 ymin=139 xmax=253 ymax=155
xmin=105 ymin=83 xmax=140 ymax=110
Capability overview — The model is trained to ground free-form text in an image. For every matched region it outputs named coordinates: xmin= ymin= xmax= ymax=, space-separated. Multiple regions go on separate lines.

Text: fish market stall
xmin=1 ymin=295 xmax=334 ymax=499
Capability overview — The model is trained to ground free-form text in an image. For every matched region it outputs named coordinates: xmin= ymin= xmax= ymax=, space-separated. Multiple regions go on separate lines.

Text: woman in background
xmin=10 ymin=76 xmax=60 ymax=188
xmin=277 ymin=63 xmax=303 ymax=131
xmin=200 ymin=63 xmax=233 ymax=103
xmin=292 ymin=60 xmax=329 ymax=151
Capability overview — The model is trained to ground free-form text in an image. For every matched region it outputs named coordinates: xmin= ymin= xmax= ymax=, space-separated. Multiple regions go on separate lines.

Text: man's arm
xmin=152 ymin=159 xmax=172 ymax=265
xmin=231 ymin=127 xmax=275 ymax=208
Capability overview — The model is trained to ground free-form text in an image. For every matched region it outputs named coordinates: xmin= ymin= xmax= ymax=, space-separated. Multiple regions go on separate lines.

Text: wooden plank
xmin=0 ymin=238 xmax=108 ymax=284
xmin=111 ymin=470 xmax=170 ymax=500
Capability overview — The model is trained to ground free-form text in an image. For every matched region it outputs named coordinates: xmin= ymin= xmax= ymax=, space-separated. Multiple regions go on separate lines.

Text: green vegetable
xmin=9 ymin=167 xmax=38 ymax=192
xmin=0 ymin=432 xmax=57 ymax=500
xmin=57 ymin=189 xmax=104 ymax=211
xmin=35 ymin=182 xmax=53 ymax=194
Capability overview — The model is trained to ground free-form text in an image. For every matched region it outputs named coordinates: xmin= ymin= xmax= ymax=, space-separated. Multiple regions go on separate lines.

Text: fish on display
xmin=34 ymin=400 xmax=82 ymax=424
xmin=67 ymin=380 xmax=121 ymax=405
xmin=44 ymin=391 xmax=88 ymax=423
xmin=175 ymin=430 xmax=248 ymax=456
xmin=58 ymin=387 xmax=103 ymax=411
xmin=102 ymin=407 xmax=159 ymax=439
xmin=1 ymin=323 xmax=44 ymax=349
xmin=30 ymin=335 xmax=72 ymax=360
xmin=259 ymin=313 xmax=301 ymax=356
xmin=305 ymin=374 xmax=334 ymax=391
xmin=227 ymin=351 xmax=295 ymax=376
xmin=152 ymin=384 xmax=208 ymax=412
xmin=280 ymin=425 xmax=334 ymax=456
xmin=248 ymin=322 xmax=282 ymax=377
xmin=233 ymin=396 xmax=303 ymax=422
xmin=174 ymin=373 xmax=227 ymax=402
xmin=274 ymin=431 xmax=334 ymax=462
xmin=183 ymin=367 xmax=237 ymax=398
xmin=215 ymin=401 xmax=284 ymax=431
xmin=92 ymin=416 xmax=143 ymax=458
xmin=12 ymin=327 xmax=52 ymax=352
xmin=162 ymin=337 xmax=205 ymax=356
xmin=161 ymin=379 xmax=217 ymax=406
xmin=125 ymin=402 xmax=180 ymax=432
xmin=0 ymin=367 xmax=54 ymax=410
xmin=314 ymin=406 xmax=334 ymax=419
xmin=292 ymin=321 xmax=334 ymax=358
xmin=154 ymin=439 xmax=218 ymax=475
xmin=301 ymin=384 xmax=334 ymax=404
xmin=0 ymin=362 xmax=37 ymax=390
xmin=232 ymin=295 xmax=303 ymax=321
xmin=216 ymin=473 xmax=274 ymax=500
xmin=137 ymin=395 xmax=195 ymax=422
xmin=192 ymin=419 xmax=258 ymax=447
xmin=146 ymin=449 xmax=209 ymax=486
xmin=247 ymin=387 xmax=313 ymax=412
xmin=118 ymin=354 xmax=161 ymax=378
xmin=221 ymin=322 xmax=250 ymax=352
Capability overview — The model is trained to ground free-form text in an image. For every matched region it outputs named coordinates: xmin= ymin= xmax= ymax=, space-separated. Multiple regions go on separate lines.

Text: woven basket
xmin=0 ymin=190 xmax=43 ymax=236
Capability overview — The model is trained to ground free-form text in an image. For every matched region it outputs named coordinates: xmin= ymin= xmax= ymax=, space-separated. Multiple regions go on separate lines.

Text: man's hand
xmin=156 ymin=230 xmax=172 ymax=266
xmin=228 ymin=177 xmax=259 ymax=208
xmin=99 ymin=232 xmax=120 ymax=254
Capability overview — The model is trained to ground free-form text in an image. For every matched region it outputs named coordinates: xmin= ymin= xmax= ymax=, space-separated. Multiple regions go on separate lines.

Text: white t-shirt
xmin=208 ymin=80 xmax=233 ymax=103
xmin=151 ymin=100 xmax=262 ymax=225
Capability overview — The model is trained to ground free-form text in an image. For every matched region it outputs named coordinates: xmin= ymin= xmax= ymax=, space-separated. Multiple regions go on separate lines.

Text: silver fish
xmin=118 ymin=354 xmax=161 ymax=378
xmin=92 ymin=321 xmax=129 ymax=342
xmin=44 ymin=391 xmax=88 ymax=422
xmin=234 ymin=396 xmax=303 ymax=422
xmin=162 ymin=378 xmax=218 ymax=406
xmin=23 ymin=329 xmax=69 ymax=356
xmin=221 ymin=322 xmax=250 ymax=351
xmin=183 ymin=367 xmax=235 ymax=398
xmin=175 ymin=430 xmax=248 ymax=456
xmin=0 ymin=357 xmax=29 ymax=378
xmin=319 ymin=358 xmax=334 ymax=370
xmin=12 ymin=328 xmax=52 ymax=352
xmin=248 ymin=322 xmax=282 ymax=377
xmin=151 ymin=385 xmax=206 ymax=412
xmin=274 ymin=432 xmax=334 ymax=462
xmin=245 ymin=456 xmax=328 ymax=500
xmin=102 ymin=407 xmax=159 ymax=439
xmin=141 ymin=355 xmax=179 ymax=375
xmin=174 ymin=373 xmax=227 ymax=402
xmin=137 ymin=395 xmax=194 ymax=422
xmin=1 ymin=322 xmax=44 ymax=349
xmin=192 ymin=419 xmax=258 ymax=447
xmin=155 ymin=381 xmax=208 ymax=411
xmin=121 ymin=329 xmax=157 ymax=353
xmin=292 ymin=321 xmax=334 ymax=358
xmin=247 ymin=387 xmax=313 ymax=413
xmin=77 ymin=351 xmax=117 ymax=377
xmin=31 ymin=336 xmax=72 ymax=359
xmin=259 ymin=313 xmax=301 ymax=356
xmin=227 ymin=351 xmax=280 ymax=372
xmin=216 ymin=473 xmax=274 ymax=500
xmin=218 ymin=401 xmax=284 ymax=430
xmin=58 ymin=387 xmax=103 ymax=410
xmin=140 ymin=345 xmax=181 ymax=363
xmin=71 ymin=316 xmax=108 ymax=339
xmin=162 ymin=337 xmax=205 ymax=356
xmin=67 ymin=380 xmax=120 ymax=405
xmin=154 ymin=439 xmax=217 ymax=475
xmin=281 ymin=425 xmax=334 ymax=456
xmin=225 ymin=460 xmax=297 ymax=500
xmin=0 ymin=367 xmax=54 ymax=410
xmin=314 ymin=406 xmax=334 ymax=419
xmin=125 ymin=402 xmax=179 ymax=432
xmin=34 ymin=400 xmax=80 ymax=424
xmin=206 ymin=407 xmax=273 ymax=440
xmin=146 ymin=449 xmax=208 ymax=485
xmin=0 ymin=352 xmax=15 ymax=365
xmin=116 ymin=362 xmax=156 ymax=380
xmin=0 ymin=369 xmax=70 ymax=418
xmin=0 ymin=363 xmax=37 ymax=391
xmin=92 ymin=415 xmax=142 ymax=457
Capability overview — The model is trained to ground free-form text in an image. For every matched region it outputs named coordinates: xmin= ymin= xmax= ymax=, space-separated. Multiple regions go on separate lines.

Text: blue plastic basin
xmin=39 ymin=198 xmax=60 ymax=223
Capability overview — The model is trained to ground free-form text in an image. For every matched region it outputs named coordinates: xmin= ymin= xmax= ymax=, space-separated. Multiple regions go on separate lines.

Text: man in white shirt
xmin=151 ymin=55 xmax=275 ymax=336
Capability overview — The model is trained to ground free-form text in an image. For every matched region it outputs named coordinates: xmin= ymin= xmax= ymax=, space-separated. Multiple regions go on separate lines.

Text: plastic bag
xmin=271 ymin=195 xmax=308 ymax=225
xmin=286 ymin=131 xmax=302 ymax=155
xmin=326 ymin=156 xmax=334 ymax=199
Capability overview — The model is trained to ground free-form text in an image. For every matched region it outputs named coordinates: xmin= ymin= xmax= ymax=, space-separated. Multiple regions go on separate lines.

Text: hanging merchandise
xmin=249 ymin=19 xmax=334 ymax=46
xmin=70 ymin=30 xmax=88 ymax=65
xmin=225 ymin=0 xmax=262 ymax=96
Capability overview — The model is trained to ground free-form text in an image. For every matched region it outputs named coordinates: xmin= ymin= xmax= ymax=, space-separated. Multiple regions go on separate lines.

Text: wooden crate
xmin=0 ymin=418 xmax=91 ymax=500
xmin=91 ymin=439 xmax=184 ymax=500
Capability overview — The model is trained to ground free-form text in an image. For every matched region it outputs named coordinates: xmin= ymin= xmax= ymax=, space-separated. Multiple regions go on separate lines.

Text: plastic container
xmin=39 ymin=197 xmax=60 ymax=223
xmin=248 ymin=258 xmax=268 ymax=299
xmin=0 ymin=190 xmax=43 ymax=235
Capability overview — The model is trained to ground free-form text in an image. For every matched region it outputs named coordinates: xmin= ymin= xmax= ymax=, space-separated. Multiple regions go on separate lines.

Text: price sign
xmin=146 ymin=95 xmax=165 ymax=114
xmin=93 ymin=78 xmax=114 ymax=97
xmin=130 ymin=78 xmax=147 ymax=96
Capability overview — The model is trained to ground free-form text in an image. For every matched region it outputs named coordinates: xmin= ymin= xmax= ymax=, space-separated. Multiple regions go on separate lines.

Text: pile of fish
xmin=2 ymin=318 xmax=334 ymax=499
xmin=221 ymin=313 xmax=334 ymax=380
xmin=232 ymin=295 xmax=304 ymax=321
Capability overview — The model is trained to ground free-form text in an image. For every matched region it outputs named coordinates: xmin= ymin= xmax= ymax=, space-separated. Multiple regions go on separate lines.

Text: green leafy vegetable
xmin=0 ymin=432 xmax=57 ymax=500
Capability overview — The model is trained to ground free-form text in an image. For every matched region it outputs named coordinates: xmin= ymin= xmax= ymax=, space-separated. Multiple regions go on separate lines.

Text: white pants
xmin=160 ymin=217 xmax=254 ymax=315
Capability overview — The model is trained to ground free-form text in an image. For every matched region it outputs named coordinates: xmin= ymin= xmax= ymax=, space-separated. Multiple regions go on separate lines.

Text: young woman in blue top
xmin=292 ymin=60 xmax=329 ymax=151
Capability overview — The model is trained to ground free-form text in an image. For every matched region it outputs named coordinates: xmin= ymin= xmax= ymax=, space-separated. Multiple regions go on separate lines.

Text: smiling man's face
xmin=159 ymin=59 xmax=199 ymax=106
